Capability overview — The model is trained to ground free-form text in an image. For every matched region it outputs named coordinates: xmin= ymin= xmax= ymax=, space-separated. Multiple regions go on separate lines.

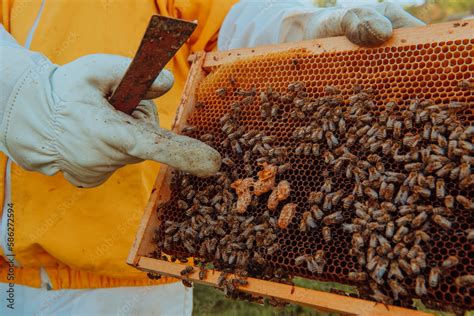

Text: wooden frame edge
xmin=135 ymin=257 xmax=432 ymax=316
xmin=201 ymin=20 xmax=473 ymax=69
xmin=127 ymin=52 xmax=208 ymax=265
xmin=128 ymin=20 xmax=474 ymax=313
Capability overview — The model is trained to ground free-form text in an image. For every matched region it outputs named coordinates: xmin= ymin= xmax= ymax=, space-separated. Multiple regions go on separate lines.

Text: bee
xmin=370 ymin=289 xmax=394 ymax=305
xmin=331 ymin=190 xmax=343 ymax=206
xmin=435 ymin=162 xmax=455 ymax=178
xmin=456 ymin=195 xmax=473 ymax=210
xmin=267 ymin=243 xmax=280 ymax=255
xmin=356 ymin=125 xmax=370 ymax=137
xmin=396 ymin=214 xmax=414 ymax=227
xmin=414 ymin=275 xmax=427 ymax=296
xmin=353 ymin=182 xmax=363 ymax=197
xmin=404 ymin=162 xmax=423 ymax=172
xmin=309 ymin=144 xmax=320 ymax=157
xmin=323 ymin=194 xmax=333 ymax=211
xmin=300 ymin=211 xmax=317 ymax=231
xmin=295 ymin=143 xmax=305 ymax=155
xmin=459 ymin=174 xmax=474 ymax=190
xmin=324 ymin=86 xmax=340 ymax=95
xmin=343 ymin=223 xmax=361 ymax=233
xmin=230 ymin=139 xmax=242 ymax=155
xmin=182 ymin=279 xmax=193 ymax=288
xmin=295 ymin=255 xmax=308 ymax=266
xmin=338 ymin=117 xmax=346 ymax=134
xmin=177 ymin=200 xmax=189 ymax=210
xmin=385 ymin=221 xmax=395 ymax=238
xmin=325 ymin=131 xmax=339 ymax=148
xmin=304 ymin=143 xmax=312 ymax=156
xmin=397 ymin=258 xmax=413 ymax=276
xmin=333 ymin=158 xmax=346 ymax=173
xmin=198 ymin=266 xmax=207 ymax=280
xmin=180 ymin=266 xmax=194 ymax=276
xmin=413 ymin=185 xmax=431 ymax=198
xmin=466 ymin=229 xmax=474 ymax=242
xmin=369 ymin=233 xmax=379 ymax=248
xmin=441 ymin=255 xmax=459 ymax=269
xmin=462 ymin=155 xmax=474 ymax=164
xmin=421 ymin=123 xmax=432 ymax=140
xmin=270 ymin=104 xmax=280 ymax=117
xmin=368 ymin=167 xmax=381 ymax=182
xmin=403 ymin=133 xmax=420 ymax=148
xmin=323 ymin=211 xmax=343 ymax=225
xmin=455 ymin=275 xmax=474 ymax=287
xmin=259 ymin=91 xmax=269 ymax=103
xmin=311 ymin=128 xmax=324 ymax=141
xmin=308 ymin=191 xmax=324 ymax=205
xmin=311 ymin=205 xmax=325 ymax=220
xmin=278 ymin=203 xmax=297 ymax=229
xmin=380 ymin=140 xmax=393 ymax=156
xmin=393 ymin=226 xmax=409 ymax=242
xmin=321 ymin=178 xmax=332 ymax=193
xmin=342 ymin=194 xmax=354 ymax=209
xmin=461 ymin=125 xmax=474 ymax=138
xmin=369 ymin=140 xmax=383 ymax=152
xmin=237 ymin=87 xmax=257 ymax=97
xmin=181 ymin=125 xmax=197 ymax=134
xmin=388 ymin=279 xmax=408 ymax=300
xmin=394 ymin=185 xmax=409 ymax=205
xmin=216 ymin=87 xmax=227 ymax=97
xmin=381 ymin=201 xmax=396 ymax=213
xmin=427 ymin=267 xmax=441 ymax=288
xmin=277 ymin=162 xmax=291 ymax=175
xmin=414 ymin=230 xmax=430 ymax=244
xmin=355 ymin=205 xmax=370 ymax=221
xmin=432 ymin=179 xmax=446 ymax=200
xmin=433 ymin=214 xmax=452 ymax=230
xmin=322 ymin=226 xmax=332 ymax=242
xmin=393 ymin=242 xmax=406 ymax=256
xmin=457 ymin=78 xmax=474 ymax=90
xmin=352 ymin=233 xmax=365 ymax=250
xmin=348 ymin=272 xmax=367 ymax=282
xmin=436 ymin=133 xmax=448 ymax=148
xmin=364 ymin=187 xmax=378 ymax=200
xmin=411 ymin=212 xmax=428 ymax=228
xmin=388 ymin=261 xmax=404 ymax=280
xmin=372 ymin=257 xmax=389 ymax=283
xmin=322 ymin=151 xmax=335 ymax=164
xmin=393 ymin=121 xmax=402 ymax=138
xmin=379 ymin=183 xmax=395 ymax=201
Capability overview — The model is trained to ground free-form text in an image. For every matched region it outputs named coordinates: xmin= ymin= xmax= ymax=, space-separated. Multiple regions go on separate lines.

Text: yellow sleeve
xmin=155 ymin=0 xmax=238 ymax=52
xmin=0 ymin=0 xmax=12 ymax=31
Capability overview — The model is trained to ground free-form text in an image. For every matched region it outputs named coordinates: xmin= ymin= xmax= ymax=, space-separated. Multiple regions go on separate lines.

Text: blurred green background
xmin=193 ymin=1 xmax=474 ymax=315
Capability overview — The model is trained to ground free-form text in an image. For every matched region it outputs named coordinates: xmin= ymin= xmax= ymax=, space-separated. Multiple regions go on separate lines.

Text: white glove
xmin=219 ymin=0 xmax=424 ymax=50
xmin=0 ymin=31 xmax=221 ymax=187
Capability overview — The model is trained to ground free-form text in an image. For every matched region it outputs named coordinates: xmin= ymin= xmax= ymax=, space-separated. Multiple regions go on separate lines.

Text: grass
xmin=193 ymin=278 xmax=354 ymax=316
xmin=193 ymin=278 xmax=471 ymax=316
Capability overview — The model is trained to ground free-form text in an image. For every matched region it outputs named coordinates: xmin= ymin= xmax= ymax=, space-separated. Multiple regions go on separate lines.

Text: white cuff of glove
xmin=0 ymin=53 xmax=221 ymax=187
xmin=219 ymin=1 xmax=424 ymax=50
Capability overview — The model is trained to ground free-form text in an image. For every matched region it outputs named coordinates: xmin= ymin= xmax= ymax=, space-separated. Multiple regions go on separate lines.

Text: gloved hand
xmin=219 ymin=1 xmax=424 ymax=50
xmin=0 ymin=53 xmax=221 ymax=187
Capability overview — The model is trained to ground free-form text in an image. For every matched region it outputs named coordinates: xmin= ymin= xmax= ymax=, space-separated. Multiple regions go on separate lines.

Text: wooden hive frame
xmin=128 ymin=20 xmax=473 ymax=315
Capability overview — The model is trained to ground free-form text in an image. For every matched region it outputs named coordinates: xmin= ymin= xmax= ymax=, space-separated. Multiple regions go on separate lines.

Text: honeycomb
xmin=154 ymin=39 xmax=473 ymax=312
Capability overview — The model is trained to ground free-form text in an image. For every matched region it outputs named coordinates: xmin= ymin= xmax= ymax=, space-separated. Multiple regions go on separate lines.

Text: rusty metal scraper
xmin=109 ymin=15 xmax=197 ymax=114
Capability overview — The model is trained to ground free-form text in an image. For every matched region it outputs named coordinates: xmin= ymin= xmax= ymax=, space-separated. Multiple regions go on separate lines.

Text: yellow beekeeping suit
xmin=0 ymin=0 xmax=237 ymax=289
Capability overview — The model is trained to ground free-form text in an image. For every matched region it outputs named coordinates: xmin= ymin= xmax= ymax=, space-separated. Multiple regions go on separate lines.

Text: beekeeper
xmin=0 ymin=0 xmax=422 ymax=314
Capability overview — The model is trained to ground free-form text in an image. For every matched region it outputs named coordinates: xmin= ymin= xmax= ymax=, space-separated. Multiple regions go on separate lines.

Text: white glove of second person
xmin=0 ymin=54 xmax=221 ymax=187
xmin=219 ymin=1 xmax=425 ymax=50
